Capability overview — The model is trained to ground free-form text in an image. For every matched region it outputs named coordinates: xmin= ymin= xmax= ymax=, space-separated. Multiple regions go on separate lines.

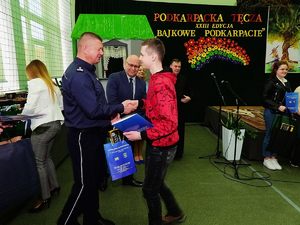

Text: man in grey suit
xmin=106 ymin=54 xmax=146 ymax=187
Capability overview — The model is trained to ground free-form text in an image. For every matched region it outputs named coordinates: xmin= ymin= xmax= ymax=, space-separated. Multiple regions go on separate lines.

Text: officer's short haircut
xmin=79 ymin=32 xmax=103 ymax=42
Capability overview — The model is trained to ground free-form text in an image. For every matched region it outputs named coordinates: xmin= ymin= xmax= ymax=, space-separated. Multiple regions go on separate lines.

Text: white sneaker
xmin=290 ymin=161 xmax=299 ymax=168
xmin=263 ymin=159 xmax=276 ymax=170
xmin=272 ymin=158 xmax=282 ymax=170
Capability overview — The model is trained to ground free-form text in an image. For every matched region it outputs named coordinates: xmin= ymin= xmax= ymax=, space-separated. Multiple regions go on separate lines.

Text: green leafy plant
xmin=222 ymin=112 xmax=257 ymax=140
xmin=222 ymin=112 xmax=245 ymax=139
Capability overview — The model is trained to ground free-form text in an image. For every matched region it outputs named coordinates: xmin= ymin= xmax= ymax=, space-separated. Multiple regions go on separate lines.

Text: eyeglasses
xmin=126 ymin=62 xmax=140 ymax=69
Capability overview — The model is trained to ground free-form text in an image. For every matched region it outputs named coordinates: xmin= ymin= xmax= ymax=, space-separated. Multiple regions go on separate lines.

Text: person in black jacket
xmin=262 ymin=60 xmax=291 ymax=170
xmin=170 ymin=58 xmax=191 ymax=159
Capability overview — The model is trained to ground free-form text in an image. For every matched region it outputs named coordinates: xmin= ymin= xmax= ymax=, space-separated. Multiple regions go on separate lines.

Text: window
xmin=0 ymin=0 xmax=73 ymax=92
xmin=30 ymin=21 xmax=45 ymax=41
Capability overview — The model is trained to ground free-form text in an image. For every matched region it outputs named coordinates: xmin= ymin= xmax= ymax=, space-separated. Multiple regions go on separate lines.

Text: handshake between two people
xmin=110 ymin=100 xmax=143 ymax=142
xmin=110 ymin=100 xmax=139 ymax=124
xmin=122 ymin=100 xmax=139 ymax=114
xmin=121 ymin=99 xmax=142 ymax=142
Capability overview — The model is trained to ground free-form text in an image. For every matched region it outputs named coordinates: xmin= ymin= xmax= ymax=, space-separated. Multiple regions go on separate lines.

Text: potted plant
xmin=221 ymin=112 xmax=245 ymax=161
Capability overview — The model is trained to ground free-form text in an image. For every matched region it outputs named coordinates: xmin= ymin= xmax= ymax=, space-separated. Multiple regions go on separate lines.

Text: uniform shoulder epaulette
xmin=76 ymin=66 xmax=84 ymax=72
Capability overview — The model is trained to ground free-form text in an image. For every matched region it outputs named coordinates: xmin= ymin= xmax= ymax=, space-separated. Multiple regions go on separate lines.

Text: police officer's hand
xmin=111 ymin=113 xmax=120 ymax=124
xmin=122 ymin=100 xmax=138 ymax=114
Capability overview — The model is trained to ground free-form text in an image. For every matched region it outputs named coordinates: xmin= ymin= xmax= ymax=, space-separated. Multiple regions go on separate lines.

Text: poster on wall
xmin=151 ymin=11 xmax=265 ymax=71
xmin=76 ymin=0 xmax=269 ymax=121
xmin=265 ymin=4 xmax=300 ymax=73
xmin=132 ymin=3 xmax=268 ymax=113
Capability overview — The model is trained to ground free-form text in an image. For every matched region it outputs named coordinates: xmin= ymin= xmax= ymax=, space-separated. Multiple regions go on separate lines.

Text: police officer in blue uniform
xmin=57 ymin=32 xmax=137 ymax=225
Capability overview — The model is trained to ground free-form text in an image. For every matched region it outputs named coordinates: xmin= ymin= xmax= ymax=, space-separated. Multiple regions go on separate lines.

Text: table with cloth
xmin=204 ymin=106 xmax=265 ymax=160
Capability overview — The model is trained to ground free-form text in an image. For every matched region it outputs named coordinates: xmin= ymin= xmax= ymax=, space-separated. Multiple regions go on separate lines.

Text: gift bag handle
xmin=108 ymin=128 xmax=124 ymax=145
xmin=273 ymin=110 xmax=296 ymax=133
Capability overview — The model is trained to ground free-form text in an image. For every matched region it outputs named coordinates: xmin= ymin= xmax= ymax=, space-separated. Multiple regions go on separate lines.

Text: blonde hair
xmin=26 ymin=60 xmax=56 ymax=102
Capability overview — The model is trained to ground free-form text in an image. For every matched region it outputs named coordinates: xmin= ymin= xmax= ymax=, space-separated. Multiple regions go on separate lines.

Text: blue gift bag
xmin=104 ymin=140 xmax=136 ymax=181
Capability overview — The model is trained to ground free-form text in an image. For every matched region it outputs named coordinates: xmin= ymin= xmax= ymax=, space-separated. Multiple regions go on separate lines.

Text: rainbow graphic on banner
xmin=184 ymin=37 xmax=250 ymax=70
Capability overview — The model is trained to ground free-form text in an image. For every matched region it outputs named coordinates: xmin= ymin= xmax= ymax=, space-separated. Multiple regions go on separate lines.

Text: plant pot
xmin=222 ymin=126 xmax=245 ymax=161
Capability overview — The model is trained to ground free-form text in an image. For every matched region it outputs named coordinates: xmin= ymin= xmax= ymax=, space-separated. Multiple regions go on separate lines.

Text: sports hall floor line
xmin=203 ymin=125 xmax=300 ymax=213
xmin=245 ymin=161 xmax=300 ymax=213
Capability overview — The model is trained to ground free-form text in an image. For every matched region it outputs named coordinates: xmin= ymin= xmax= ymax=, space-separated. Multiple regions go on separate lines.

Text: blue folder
xmin=285 ymin=92 xmax=299 ymax=113
xmin=112 ymin=113 xmax=153 ymax=132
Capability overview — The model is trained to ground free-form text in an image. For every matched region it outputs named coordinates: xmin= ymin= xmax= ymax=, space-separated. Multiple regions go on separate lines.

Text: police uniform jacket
xmin=62 ymin=57 xmax=124 ymax=129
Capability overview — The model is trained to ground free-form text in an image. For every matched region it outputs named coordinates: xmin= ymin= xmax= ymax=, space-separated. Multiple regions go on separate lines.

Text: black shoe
xmin=28 ymin=198 xmax=51 ymax=213
xmin=122 ymin=179 xmax=143 ymax=187
xmin=97 ymin=217 xmax=115 ymax=225
xmin=99 ymin=178 xmax=108 ymax=192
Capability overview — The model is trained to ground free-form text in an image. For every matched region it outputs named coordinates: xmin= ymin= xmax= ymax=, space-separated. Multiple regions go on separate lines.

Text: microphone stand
xmin=223 ymin=82 xmax=250 ymax=179
xmin=199 ymin=73 xmax=226 ymax=159
xmin=224 ymin=81 xmax=247 ymax=106
xmin=232 ymin=98 xmax=241 ymax=178
xmin=213 ymin=74 xmax=226 ymax=158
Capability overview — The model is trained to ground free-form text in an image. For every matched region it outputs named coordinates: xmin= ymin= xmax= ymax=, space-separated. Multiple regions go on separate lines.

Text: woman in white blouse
xmin=22 ymin=60 xmax=64 ymax=212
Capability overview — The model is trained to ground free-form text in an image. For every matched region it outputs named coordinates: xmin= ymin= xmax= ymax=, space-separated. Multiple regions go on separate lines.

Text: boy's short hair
xmin=141 ymin=38 xmax=165 ymax=61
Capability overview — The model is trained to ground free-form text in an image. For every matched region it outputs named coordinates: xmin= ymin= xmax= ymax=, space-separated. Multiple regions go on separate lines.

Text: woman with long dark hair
xmin=262 ymin=60 xmax=291 ymax=170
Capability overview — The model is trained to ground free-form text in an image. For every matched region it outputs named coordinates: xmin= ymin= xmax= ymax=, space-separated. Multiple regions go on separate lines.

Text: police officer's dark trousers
xmin=57 ymin=127 xmax=105 ymax=225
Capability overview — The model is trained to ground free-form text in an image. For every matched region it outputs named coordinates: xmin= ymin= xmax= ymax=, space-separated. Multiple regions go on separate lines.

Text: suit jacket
xmin=106 ymin=70 xmax=146 ymax=106
xmin=175 ymin=73 xmax=191 ymax=104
